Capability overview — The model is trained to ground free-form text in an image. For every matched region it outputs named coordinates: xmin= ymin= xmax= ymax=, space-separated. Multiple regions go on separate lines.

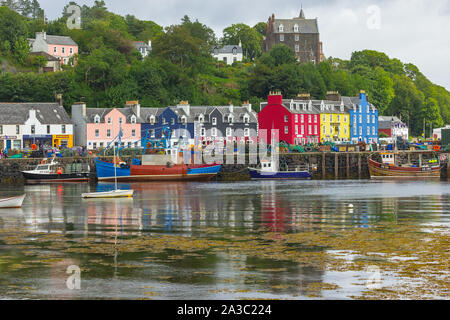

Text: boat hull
xmin=248 ymin=168 xmax=312 ymax=180
xmin=0 ymin=194 xmax=26 ymax=208
xmin=21 ymin=171 xmax=90 ymax=183
xmin=95 ymin=158 xmax=221 ymax=182
xmin=368 ymin=158 xmax=441 ymax=179
xmin=81 ymin=189 xmax=134 ymax=199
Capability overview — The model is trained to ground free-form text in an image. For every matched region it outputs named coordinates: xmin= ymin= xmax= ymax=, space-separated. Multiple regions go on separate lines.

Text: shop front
xmin=23 ymin=135 xmax=53 ymax=149
xmin=52 ymin=134 xmax=73 ymax=148
xmin=0 ymin=136 xmax=22 ymax=150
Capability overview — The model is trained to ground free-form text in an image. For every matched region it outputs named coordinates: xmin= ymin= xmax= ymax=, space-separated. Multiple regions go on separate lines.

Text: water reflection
xmin=0 ymin=180 xmax=448 ymax=299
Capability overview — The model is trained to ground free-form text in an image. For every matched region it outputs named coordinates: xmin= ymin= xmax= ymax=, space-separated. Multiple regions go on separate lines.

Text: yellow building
xmin=52 ymin=134 xmax=74 ymax=148
xmin=318 ymin=99 xmax=350 ymax=143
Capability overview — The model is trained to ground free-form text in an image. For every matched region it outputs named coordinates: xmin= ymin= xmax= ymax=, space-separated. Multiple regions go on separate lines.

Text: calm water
xmin=0 ymin=180 xmax=448 ymax=300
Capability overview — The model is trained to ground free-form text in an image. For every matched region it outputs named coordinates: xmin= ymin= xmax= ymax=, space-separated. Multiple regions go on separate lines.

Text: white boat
xmin=81 ymin=137 xmax=133 ymax=199
xmin=0 ymin=194 xmax=26 ymax=208
xmin=81 ymin=189 xmax=133 ymax=199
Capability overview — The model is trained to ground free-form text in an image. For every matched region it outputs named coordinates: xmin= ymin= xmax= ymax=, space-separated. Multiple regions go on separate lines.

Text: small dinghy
xmin=0 ymin=194 xmax=26 ymax=208
xmin=81 ymin=189 xmax=133 ymax=199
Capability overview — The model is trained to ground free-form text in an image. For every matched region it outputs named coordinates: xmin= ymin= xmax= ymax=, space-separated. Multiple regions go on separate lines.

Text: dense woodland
xmin=0 ymin=0 xmax=448 ymax=136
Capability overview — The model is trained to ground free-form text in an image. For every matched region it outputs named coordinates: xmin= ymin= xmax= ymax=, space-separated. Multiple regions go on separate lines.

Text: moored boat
xmin=21 ymin=158 xmax=90 ymax=183
xmin=0 ymin=194 xmax=26 ymax=208
xmin=81 ymin=189 xmax=133 ymax=199
xmin=368 ymin=152 xmax=442 ymax=179
xmin=248 ymin=159 xmax=312 ymax=180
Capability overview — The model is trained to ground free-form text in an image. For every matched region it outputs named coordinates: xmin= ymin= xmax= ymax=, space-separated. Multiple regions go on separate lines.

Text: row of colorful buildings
xmin=0 ymin=90 xmax=409 ymax=151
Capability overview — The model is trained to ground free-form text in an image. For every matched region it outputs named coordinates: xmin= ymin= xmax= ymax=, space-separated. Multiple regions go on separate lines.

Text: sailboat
xmin=82 ymin=143 xmax=134 ymax=199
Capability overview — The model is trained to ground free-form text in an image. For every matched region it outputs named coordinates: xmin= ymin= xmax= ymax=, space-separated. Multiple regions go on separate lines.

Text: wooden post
xmin=322 ymin=153 xmax=326 ymax=179
xmin=358 ymin=153 xmax=361 ymax=179
xmin=346 ymin=153 xmax=350 ymax=178
xmin=335 ymin=153 xmax=338 ymax=179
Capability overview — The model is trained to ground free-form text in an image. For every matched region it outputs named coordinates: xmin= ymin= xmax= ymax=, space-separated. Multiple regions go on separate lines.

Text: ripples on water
xmin=0 ymin=180 xmax=448 ymax=299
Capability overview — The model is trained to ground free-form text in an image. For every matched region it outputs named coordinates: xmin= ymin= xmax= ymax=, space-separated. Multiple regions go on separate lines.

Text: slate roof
xmin=30 ymin=51 xmax=60 ymax=61
xmin=213 ymin=45 xmax=243 ymax=54
xmin=44 ymin=35 xmax=78 ymax=46
xmin=85 ymin=107 xmax=141 ymax=123
xmin=133 ymin=41 xmax=151 ymax=50
xmin=0 ymin=103 xmax=71 ymax=125
xmin=170 ymin=105 xmax=257 ymax=123
xmin=273 ymin=18 xmax=319 ymax=34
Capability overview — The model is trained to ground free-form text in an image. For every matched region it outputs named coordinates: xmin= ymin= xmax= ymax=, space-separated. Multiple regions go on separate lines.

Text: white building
xmin=212 ymin=42 xmax=243 ymax=65
xmin=133 ymin=41 xmax=152 ymax=58
xmin=0 ymin=102 xmax=73 ymax=150
xmin=433 ymin=125 xmax=450 ymax=140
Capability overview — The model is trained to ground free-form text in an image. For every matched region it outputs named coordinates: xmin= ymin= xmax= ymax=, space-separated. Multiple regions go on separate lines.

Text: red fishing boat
xmin=368 ymin=152 xmax=442 ymax=179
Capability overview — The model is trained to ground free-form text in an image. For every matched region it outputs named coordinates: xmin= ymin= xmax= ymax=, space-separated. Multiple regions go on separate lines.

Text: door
xmin=6 ymin=140 xmax=11 ymax=150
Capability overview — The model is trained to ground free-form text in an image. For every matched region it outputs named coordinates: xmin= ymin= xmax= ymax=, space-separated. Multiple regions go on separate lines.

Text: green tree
xmin=253 ymin=22 xmax=267 ymax=37
xmin=222 ymin=23 xmax=262 ymax=61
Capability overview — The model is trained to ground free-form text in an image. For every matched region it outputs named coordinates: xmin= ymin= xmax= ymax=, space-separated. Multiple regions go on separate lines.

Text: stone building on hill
xmin=262 ymin=8 xmax=324 ymax=64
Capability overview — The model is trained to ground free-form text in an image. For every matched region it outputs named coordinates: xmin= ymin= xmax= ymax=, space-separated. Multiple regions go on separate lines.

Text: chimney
xmin=126 ymin=100 xmax=140 ymax=118
xmin=326 ymin=91 xmax=341 ymax=101
xmin=229 ymin=101 xmax=233 ymax=113
xmin=36 ymin=31 xmax=46 ymax=41
xmin=267 ymin=91 xmax=283 ymax=105
xmin=177 ymin=100 xmax=190 ymax=116
xmin=29 ymin=107 xmax=36 ymax=120
xmin=297 ymin=93 xmax=310 ymax=101
xmin=72 ymin=102 xmax=86 ymax=117
xmin=56 ymin=93 xmax=63 ymax=106
xmin=243 ymin=100 xmax=252 ymax=112
xmin=359 ymin=90 xmax=368 ymax=102
xmin=148 ymin=40 xmax=152 ymax=48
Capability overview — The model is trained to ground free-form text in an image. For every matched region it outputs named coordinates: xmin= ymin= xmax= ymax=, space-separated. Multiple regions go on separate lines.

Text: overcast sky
xmin=39 ymin=0 xmax=450 ymax=90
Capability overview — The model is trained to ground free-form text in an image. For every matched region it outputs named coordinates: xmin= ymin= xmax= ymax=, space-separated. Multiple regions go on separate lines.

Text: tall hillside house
xmin=71 ymin=102 xmax=141 ymax=150
xmin=212 ymin=43 xmax=243 ymax=65
xmin=378 ymin=116 xmax=409 ymax=140
xmin=262 ymin=8 xmax=324 ymax=64
xmin=29 ymin=32 xmax=78 ymax=66
xmin=0 ymin=102 xmax=73 ymax=150
xmin=342 ymin=91 xmax=379 ymax=143
xmin=258 ymin=92 xmax=321 ymax=145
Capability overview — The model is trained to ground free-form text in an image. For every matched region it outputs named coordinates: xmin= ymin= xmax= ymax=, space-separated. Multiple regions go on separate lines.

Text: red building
xmin=258 ymin=92 xmax=320 ymax=145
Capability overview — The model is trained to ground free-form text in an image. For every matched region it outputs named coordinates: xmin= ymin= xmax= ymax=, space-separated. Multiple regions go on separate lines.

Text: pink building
xmin=29 ymin=32 xmax=78 ymax=65
xmin=72 ymin=102 xmax=142 ymax=150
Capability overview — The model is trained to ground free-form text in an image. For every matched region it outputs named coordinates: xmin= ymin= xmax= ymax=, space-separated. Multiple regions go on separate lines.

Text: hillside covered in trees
xmin=0 ymin=0 xmax=448 ymax=136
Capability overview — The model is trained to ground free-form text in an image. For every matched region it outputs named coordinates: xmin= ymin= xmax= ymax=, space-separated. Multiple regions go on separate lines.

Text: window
xmin=294 ymin=24 xmax=299 ymax=32
xmin=93 ymin=142 xmax=97 ymax=149
xmin=201 ymin=128 xmax=206 ymax=136
xmin=95 ymin=129 xmax=99 ymax=137
xmin=100 ymin=142 xmax=104 ymax=148
xmin=228 ymin=116 xmax=233 ymax=123
xmin=295 ymin=114 xmax=298 ymax=123
xmin=323 ymin=114 xmax=326 ymax=122
xmin=284 ymin=115 xmax=288 ymax=122
xmin=329 ymin=115 xmax=332 ymax=122
xmin=367 ymin=105 xmax=370 ymax=113
xmin=309 ymin=125 xmax=312 ymax=134
xmin=337 ymin=115 xmax=340 ymax=122
xmin=308 ymin=115 xmax=311 ymax=122
xmin=119 ymin=118 xmax=123 ymax=124
xmin=162 ymin=117 xmax=166 ymax=124
xmin=150 ymin=116 xmax=155 ymax=125
xmin=94 ymin=115 xmax=100 ymax=123
xmin=354 ymin=126 xmax=357 ymax=135
xmin=131 ymin=116 xmax=137 ymax=124
xmin=211 ymin=128 xmax=217 ymax=137
xmin=323 ymin=126 xmax=326 ymax=134
xmin=295 ymin=45 xmax=299 ymax=52
xmin=284 ymin=126 xmax=288 ymax=134
xmin=295 ymin=34 xmax=299 ymax=41
xmin=171 ymin=118 xmax=175 ymax=125
xmin=53 ymin=47 xmax=57 ymax=53
xmin=199 ymin=115 xmax=204 ymax=123
xmin=301 ymin=126 xmax=304 ymax=135
xmin=244 ymin=128 xmax=249 ymax=137
xmin=301 ymin=114 xmax=304 ymax=123
xmin=226 ymin=128 xmax=232 ymax=137
xmin=212 ymin=117 xmax=217 ymax=125
xmin=232 ymin=47 xmax=237 ymax=55
xmin=62 ymin=125 xmax=66 ymax=134
xmin=132 ymin=129 xmax=136 ymax=137
xmin=359 ymin=105 xmax=362 ymax=112
xmin=367 ymin=127 xmax=370 ymax=135
xmin=359 ymin=127 xmax=362 ymax=135
xmin=107 ymin=129 xmax=111 ymax=137
xmin=151 ymin=129 xmax=155 ymax=138
xmin=359 ymin=115 xmax=362 ymax=123
xmin=279 ymin=24 xmax=284 ymax=32
xmin=344 ymin=127 xmax=347 ymax=134
xmin=372 ymin=115 xmax=375 ymax=123
xmin=62 ymin=47 xmax=65 ymax=54
xmin=295 ymin=125 xmax=298 ymax=135
xmin=0 ymin=125 xmax=2 ymax=134
xmin=344 ymin=115 xmax=347 ymax=122
xmin=31 ymin=125 xmax=35 ymax=134
xmin=372 ymin=127 xmax=375 ymax=135
xmin=280 ymin=34 xmax=284 ymax=41
xmin=70 ymin=48 xmax=73 ymax=54
xmin=367 ymin=115 xmax=370 ymax=123
xmin=16 ymin=125 xmax=20 ymax=134
xmin=243 ymin=115 xmax=249 ymax=124
xmin=353 ymin=115 xmax=356 ymax=123
xmin=314 ymin=115 xmax=317 ymax=123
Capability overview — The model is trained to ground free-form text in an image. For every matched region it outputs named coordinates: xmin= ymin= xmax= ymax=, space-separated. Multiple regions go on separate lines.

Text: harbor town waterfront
xmin=0 ymin=0 xmax=449 ymax=307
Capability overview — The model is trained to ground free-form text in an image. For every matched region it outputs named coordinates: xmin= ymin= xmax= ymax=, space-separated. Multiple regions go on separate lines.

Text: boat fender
xmin=57 ymin=168 xmax=63 ymax=175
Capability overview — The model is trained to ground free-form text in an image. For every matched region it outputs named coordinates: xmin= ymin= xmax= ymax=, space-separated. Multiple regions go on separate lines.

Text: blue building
xmin=344 ymin=91 xmax=379 ymax=144
xmin=140 ymin=104 xmax=195 ymax=148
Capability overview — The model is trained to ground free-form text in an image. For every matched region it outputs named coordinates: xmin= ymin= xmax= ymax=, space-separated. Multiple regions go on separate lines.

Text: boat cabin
xmin=381 ymin=153 xmax=396 ymax=166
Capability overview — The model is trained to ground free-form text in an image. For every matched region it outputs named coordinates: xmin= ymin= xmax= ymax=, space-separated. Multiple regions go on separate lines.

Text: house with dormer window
xmin=212 ymin=41 xmax=244 ymax=65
